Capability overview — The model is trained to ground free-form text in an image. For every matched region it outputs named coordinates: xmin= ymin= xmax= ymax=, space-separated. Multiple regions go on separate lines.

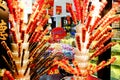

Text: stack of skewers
xmin=1 ymin=0 xmax=58 ymax=80
xmin=53 ymin=0 xmax=120 ymax=80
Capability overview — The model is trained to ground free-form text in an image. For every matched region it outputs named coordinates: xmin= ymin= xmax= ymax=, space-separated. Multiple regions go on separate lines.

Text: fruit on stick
xmin=89 ymin=15 xmax=101 ymax=33
xmin=75 ymin=34 xmax=81 ymax=51
xmin=92 ymin=32 xmax=114 ymax=49
xmin=82 ymin=27 xmax=86 ymax=42
xmin=68 ymin=4 xmax=77 ymax=24
xmin=3 ymin=70 xmax=14 ymax=80
xmin=73 ymin=0 xmax=81 ymax=21
xmin=90 ymin=42 xmax=117 ymax=59
xmin=94 ymin=26 xmax=112 ymax=41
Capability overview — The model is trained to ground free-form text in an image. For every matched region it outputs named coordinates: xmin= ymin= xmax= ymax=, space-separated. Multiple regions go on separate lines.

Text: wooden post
xmin=97 ymin=0 xmax=112 ymax=80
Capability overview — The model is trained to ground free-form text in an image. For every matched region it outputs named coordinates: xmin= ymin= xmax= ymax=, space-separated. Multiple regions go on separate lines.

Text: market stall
xmin=0 ymin=0 xmax=120 ymax=80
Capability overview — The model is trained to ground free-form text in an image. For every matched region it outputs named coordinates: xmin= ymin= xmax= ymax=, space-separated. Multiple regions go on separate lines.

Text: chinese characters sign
xmin=0 ymin=20 xmax=8 ymax=40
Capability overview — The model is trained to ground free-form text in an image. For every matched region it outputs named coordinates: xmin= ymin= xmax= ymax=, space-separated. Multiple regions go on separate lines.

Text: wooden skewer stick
xmin=21 ymin=49 xmax=25 ymax=67
xmin=24 ymin=62 xmax=30 ymax=76
xmin=18 ymin=41 xmax=22 ymax=57
xmin=1 ymin=41 xmax=13 ymax=61
xmin=29 ymin=39 xmax=48 ymax=59
xmin=92 ymin=42 xmax=117 ymax=58
xmin=13 ymin=61 xmax=19 ymax=75
xmin=2 ymin=55 xmax=14 ymax=73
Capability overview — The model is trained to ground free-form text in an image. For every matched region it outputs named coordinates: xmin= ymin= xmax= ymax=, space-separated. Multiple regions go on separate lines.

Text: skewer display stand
xmin=0 ymin=0 xmax=55 ymax=80
xmin=53 ymin=0 xmax=120 ymax=80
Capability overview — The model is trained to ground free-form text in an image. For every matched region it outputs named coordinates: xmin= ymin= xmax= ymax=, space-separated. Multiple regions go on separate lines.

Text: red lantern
xmin=51 ymin=27 xmax=67 ymax=40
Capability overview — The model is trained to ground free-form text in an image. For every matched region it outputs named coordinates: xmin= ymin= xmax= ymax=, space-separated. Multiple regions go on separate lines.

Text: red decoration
xmin=51 ymin=27 xmax=67 ymax=40
xmin=47 ymin=0 xmax=54 ymax=7
xmin=56 ymin=6 xmax=62 ymax=15
xmin=66 ymin=3 xmax=72 ymax=12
